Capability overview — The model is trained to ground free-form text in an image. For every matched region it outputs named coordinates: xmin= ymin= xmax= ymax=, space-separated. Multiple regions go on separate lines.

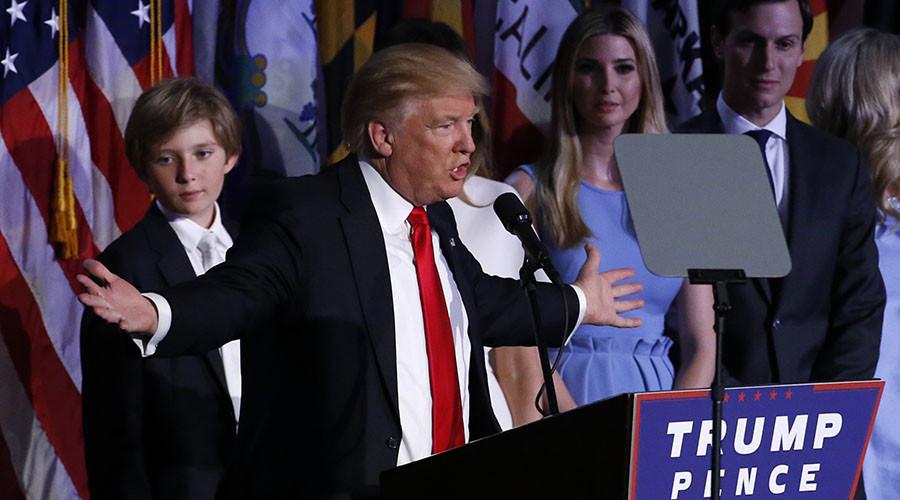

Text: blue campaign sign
xmin=628 ymin=381 xmax=883 ymax=499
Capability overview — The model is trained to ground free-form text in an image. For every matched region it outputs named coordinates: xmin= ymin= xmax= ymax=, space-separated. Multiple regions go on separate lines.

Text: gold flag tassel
xmin=150 ymin=0 xmax=163 ymax=84
xmin=51 ymin=0 xmax=78 ymax=259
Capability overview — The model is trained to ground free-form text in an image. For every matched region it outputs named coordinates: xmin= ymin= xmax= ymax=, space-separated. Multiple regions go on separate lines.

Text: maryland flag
xmin=402 ymin=0 xmax=475 ymax=58
xmin=317 ymin=0 xmax=379 ymax=165
xmin=492 ymin=0 xmax=583 ymax=177
xmin=316 ymin=0 xmax=475 ymax=166
xmin=785 ymin=0 xmax=828 ymax=123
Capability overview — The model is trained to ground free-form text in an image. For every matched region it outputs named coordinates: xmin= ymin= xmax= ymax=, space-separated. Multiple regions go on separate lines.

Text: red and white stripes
xmin=0 ymin=2 xmax=194 ymax=498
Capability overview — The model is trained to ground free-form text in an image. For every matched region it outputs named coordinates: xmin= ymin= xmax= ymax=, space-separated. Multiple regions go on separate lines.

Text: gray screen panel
xmin=613 ymin=134 xmax=791 ymax=278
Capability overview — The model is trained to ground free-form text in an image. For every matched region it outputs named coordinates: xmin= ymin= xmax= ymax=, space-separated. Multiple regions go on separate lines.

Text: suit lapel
xmin=428 ymin=202 xmax=502 ymax=436
xmin=427 ymin=203 xmax=463 ymax=291
xmin=144 ymin=205 xmax=233 ymax=412
xmin=337 ymin=160 xmax=401 ymax=421
xmin=773 ymin=115 xmax=813 ymax=311
xmin=428 ymin=202 xmax=478 ymax=340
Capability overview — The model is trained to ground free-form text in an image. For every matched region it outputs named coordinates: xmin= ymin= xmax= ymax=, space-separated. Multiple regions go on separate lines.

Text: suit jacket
xmin=80 ymin=204 xmax=239 ymax=500
xmin=154 ymin=157 xmax=580 ymax=499
xmin=677 ymin=109 xmax=885 ymax=385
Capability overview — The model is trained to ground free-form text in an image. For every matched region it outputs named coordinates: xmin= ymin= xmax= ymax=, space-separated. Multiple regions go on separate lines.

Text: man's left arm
xmin=463 ymin=242 xmax=642 ymax=348
xmin=812 ymin=151 xmax=886 ymax=381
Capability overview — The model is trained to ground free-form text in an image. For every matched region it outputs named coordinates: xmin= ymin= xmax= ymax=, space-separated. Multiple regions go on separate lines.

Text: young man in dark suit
xmin=678 ymin=0 xmax=885 ymax=386
xmin=80 ymin=78 xmax=243 ymax=499
xmin=76 ymin=45 xmax=647 ymax=499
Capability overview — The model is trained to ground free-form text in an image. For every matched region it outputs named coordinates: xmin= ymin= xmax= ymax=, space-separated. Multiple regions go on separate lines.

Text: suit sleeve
xmin=448 ymin=226 xmax=580 ymax=349
xmin=155 ymin=211 xmax=302 ymax=356
xmin=80 ymin=258 xmax=153 ymax=500
xmin=811 ymin=150 xmax=885 ymax=381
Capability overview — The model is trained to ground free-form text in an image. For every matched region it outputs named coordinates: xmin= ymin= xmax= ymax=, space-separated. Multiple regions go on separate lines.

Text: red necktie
xmin=407 ymin=207 xmax=465 ymax=453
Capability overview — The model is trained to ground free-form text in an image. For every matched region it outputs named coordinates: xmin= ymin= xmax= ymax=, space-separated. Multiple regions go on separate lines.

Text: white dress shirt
xmin=359 ymin=161 xmax=473 ymax=465
xmin=717 ymin=93 xmax=790 ymax=220
xmin=146 ymin=201 xmax=242 ymax=424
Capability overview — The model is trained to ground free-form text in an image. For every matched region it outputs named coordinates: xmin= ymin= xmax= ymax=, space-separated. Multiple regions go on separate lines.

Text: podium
xmin=381 ymin=381 xmax=883 ymax=499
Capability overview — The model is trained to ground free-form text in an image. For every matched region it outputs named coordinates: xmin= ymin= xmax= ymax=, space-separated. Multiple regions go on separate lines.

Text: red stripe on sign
xmin=490 ymin=71 xmax=546 ymax=179
xmin=0 ymin=425 xmax=26 ymax=500
xmin=787 ymin=59 xmax=817 ymax=97
xmin=68 ymin=39 xmax=150 ymax=234
xmin=0 ymin=235 xmax=89 ymax=499
xmin=0 ymin=90 xmax=101 ymax=273
xmin=174 ymin=0 xmax=195 ymax=76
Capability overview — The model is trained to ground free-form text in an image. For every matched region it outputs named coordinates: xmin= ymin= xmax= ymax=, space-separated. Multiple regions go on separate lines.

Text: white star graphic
xmin=44 ymin=7 xmax=59 ymax=39
xmin=2 ymin=48 xmax=19 ymax=78
xmin=6 ymin=0 xmax=28 ymax=27
xmin=130 ymin=0 xmax=150 ymax=29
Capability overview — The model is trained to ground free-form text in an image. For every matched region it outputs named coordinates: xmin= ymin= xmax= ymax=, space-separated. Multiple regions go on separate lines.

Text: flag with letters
xmin=492 ymin=0 xmax=582 ymax=177
xmin=0 ymin=1 xmax=192 ymax=498
xmin=621 ymin=0 xmax=704 ymax=124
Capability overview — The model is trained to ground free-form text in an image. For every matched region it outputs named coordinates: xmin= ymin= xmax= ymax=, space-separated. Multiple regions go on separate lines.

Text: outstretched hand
xmin=574 ymin=244 xmax=644 ymax=328
xmin=76 ymin=259 xmax=158 ymax=336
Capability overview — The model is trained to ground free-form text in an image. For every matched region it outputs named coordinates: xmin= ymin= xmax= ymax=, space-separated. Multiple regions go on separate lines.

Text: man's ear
xmin=711 ymin=27 xmax=724 ymax=60
xmin=367 ymin=121 xmax=393 ymax=157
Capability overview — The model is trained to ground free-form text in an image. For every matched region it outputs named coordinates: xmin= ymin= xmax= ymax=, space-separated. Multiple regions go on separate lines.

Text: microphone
xmin=493 ymin=192 xmax=563 ymax=284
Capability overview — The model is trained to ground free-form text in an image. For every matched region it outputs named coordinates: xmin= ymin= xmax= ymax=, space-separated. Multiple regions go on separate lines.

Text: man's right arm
xmin=78 ymin=212 xmax=302 ymax=357
xmin=77 ymin=259 xmax=159 ymax=336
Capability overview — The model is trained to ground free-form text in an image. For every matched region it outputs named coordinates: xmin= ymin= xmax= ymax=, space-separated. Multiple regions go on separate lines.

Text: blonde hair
xmin=341 ymin=44 xmax=489 ymax=160
xmin=535 ymin=6 xmax=668 ymax=247
xmin=807 ymin=29 xmax=900 ymax=223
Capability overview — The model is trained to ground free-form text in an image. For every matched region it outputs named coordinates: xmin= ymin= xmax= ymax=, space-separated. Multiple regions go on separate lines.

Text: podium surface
xmin=382 ymin=381 xmax=882 ymax=499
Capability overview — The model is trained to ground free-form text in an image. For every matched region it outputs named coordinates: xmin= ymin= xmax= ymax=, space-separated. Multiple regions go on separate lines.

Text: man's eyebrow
xmin=732 ymin=29 xmax=801 ymax=41
xmin=433 ymin=110 xmax=479 ymax=123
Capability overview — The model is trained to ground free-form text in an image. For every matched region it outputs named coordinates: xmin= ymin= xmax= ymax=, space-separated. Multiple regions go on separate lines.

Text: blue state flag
xmin=215 ymin=0 xmax=322 ymax=179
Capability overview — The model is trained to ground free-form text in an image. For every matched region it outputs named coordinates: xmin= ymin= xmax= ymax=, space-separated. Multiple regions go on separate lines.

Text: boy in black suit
xmin=80 ymin=77 xmax=242 ymax=500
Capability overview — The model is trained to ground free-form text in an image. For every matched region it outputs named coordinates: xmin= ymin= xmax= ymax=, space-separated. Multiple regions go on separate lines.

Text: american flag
xmin=0 ymin=1 xmax=192 ymax=498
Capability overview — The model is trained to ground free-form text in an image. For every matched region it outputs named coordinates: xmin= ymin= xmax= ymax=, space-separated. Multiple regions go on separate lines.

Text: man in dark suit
xmin=678 ymin=0 xmax=885 ymax=385
xmin=77 ymin=45 xmax=645 ymax=499
xmin=80 ymin=78 xmax=245 ymax=499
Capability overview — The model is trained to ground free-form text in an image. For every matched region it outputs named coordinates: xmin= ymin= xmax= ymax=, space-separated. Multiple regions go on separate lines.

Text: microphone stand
xmin=520 ymin=253 xmax=559 ymax=416
xmin=688 ymin=268 xmax=746 ymax=500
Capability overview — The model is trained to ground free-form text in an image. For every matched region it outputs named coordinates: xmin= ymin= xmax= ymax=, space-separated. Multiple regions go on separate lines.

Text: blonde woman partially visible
xmin=808 ymin=28 xmax=900 ymax=500
xmin=498 ymin=6 xmax=715 ymax=419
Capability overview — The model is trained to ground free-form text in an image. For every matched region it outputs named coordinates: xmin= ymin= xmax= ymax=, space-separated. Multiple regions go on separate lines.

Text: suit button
xmin=772 ymin=319 xmax=781 ymax=329
xmin=386 ymin=436 xmax=400 ymax=449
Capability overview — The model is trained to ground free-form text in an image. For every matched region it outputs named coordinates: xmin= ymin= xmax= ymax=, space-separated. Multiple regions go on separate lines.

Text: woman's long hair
xmin=534 ymin=5 xmax=668 ymax=247
xmin=808 ymin=28 xmax=900 ymax=224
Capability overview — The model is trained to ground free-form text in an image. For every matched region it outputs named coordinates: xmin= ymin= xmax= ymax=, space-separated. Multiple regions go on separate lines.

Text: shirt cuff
xmin=130 ymin=293 xmax=172 ymax=357
xmin=568 ymin=284 xmax=587 ymax=344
